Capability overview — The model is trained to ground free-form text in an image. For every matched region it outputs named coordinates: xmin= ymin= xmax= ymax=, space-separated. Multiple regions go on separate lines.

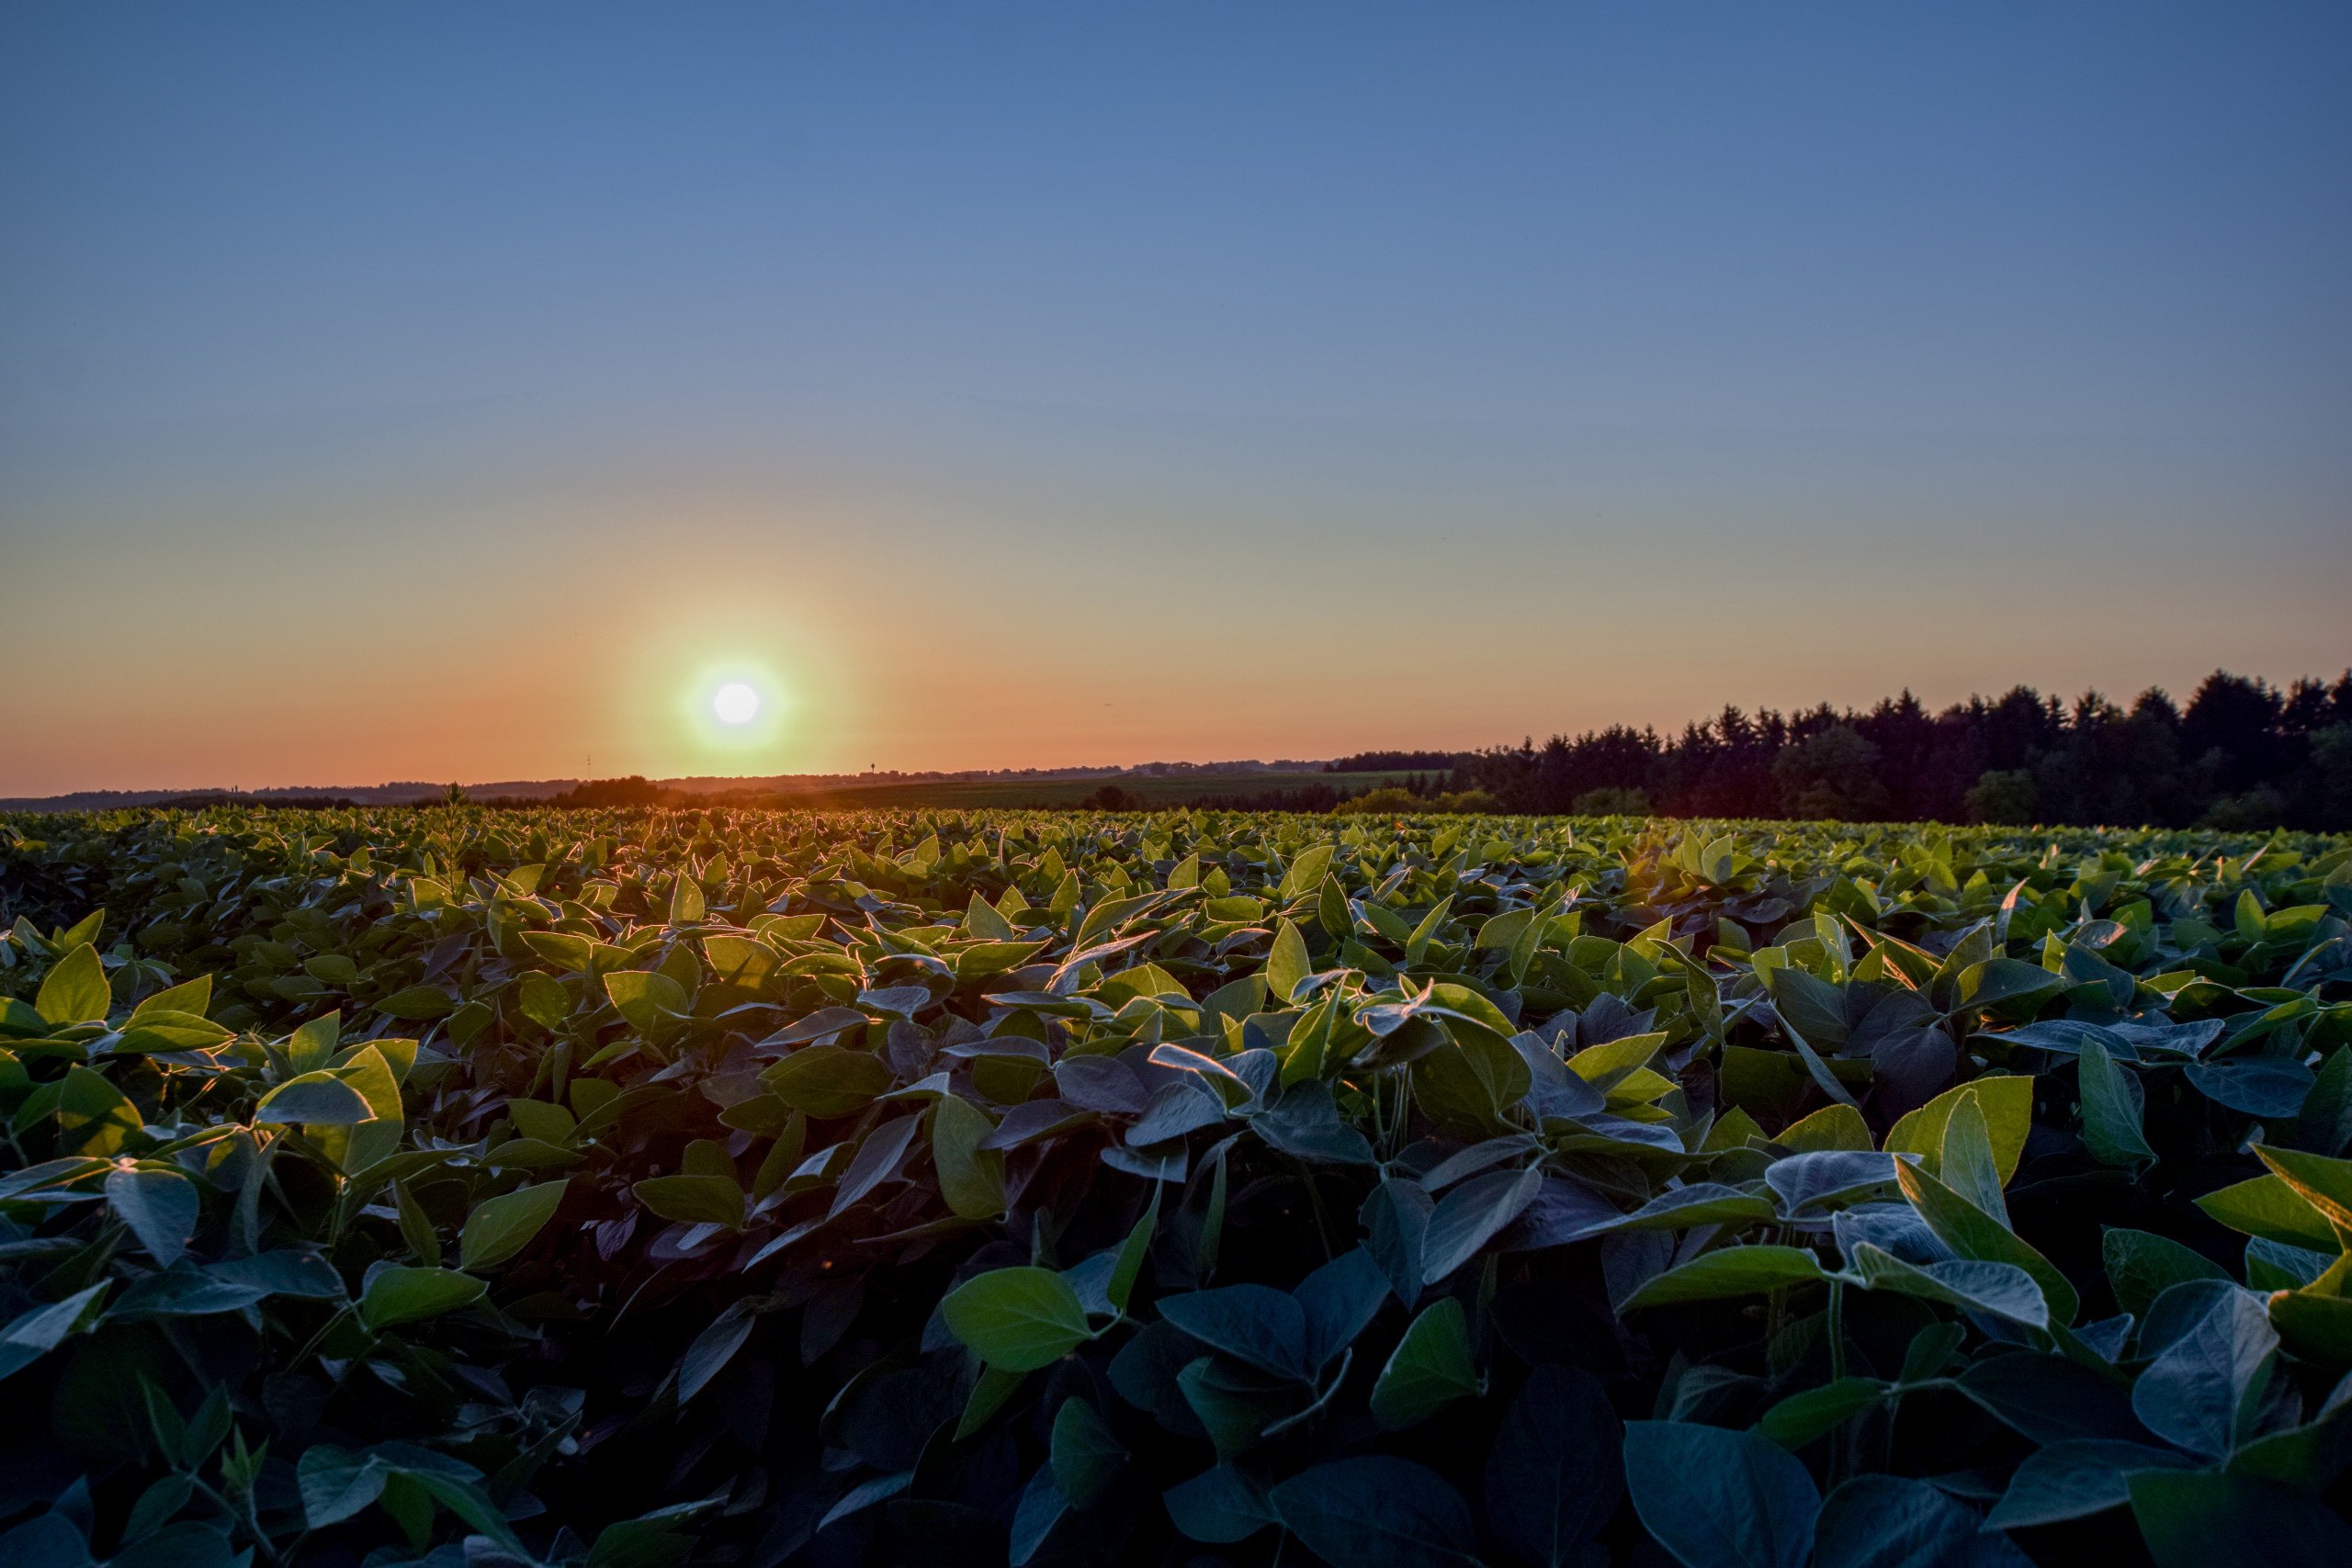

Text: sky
xmin=3 ymin=3 xmax=2348 ymax=795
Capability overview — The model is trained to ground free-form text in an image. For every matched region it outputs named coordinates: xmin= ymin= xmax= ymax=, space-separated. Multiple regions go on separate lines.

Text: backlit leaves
xmin=2 ymin=800 xmax=2348 ymax=1568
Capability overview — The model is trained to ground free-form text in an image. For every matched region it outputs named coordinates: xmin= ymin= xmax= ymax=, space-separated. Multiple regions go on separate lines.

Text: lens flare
xmin=711 ymin=682 xmax=761 ymax=725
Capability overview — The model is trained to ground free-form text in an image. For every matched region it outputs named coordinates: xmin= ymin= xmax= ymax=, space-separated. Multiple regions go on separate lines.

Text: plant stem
xmin=1827 ymin=1280 xmax=1847 ymax=1382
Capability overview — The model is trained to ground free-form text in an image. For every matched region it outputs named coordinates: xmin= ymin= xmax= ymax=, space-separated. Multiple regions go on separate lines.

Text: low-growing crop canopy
xmin=0 ymin=806 xmax=2347 ymax=1567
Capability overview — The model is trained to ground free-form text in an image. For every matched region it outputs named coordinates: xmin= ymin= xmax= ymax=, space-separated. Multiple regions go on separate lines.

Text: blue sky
xmin=3 ymin=3 xmax=2346 ymax=791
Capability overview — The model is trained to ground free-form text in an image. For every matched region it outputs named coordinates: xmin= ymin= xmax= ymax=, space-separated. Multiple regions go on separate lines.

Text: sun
xmin=711 ymin=682 xmax=761 ymax=726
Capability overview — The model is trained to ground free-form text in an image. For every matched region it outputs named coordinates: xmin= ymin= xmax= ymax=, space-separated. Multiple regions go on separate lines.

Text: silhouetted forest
xmin=1430 ymin=669 xmax=2352 ymax=829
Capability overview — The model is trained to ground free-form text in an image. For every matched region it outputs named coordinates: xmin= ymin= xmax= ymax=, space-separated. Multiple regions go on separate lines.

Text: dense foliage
xmin=3 ymin=806 xmax=2350 ymax=1568
xmin=1442 ymin=668 xmax=2352 ymax=829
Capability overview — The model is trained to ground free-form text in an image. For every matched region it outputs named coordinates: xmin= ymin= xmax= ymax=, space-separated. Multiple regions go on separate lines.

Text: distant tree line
xmin=1446 ymin=669 xmax=2352 ymax=829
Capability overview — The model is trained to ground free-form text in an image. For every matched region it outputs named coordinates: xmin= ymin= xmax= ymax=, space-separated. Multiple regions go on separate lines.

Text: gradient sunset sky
xmin=4 ymin=3 xmax=2348 ymax=795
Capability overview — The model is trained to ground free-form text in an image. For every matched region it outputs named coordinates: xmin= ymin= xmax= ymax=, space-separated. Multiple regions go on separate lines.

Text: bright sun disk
xmin=711 ymin=682 xmax=760 ymax=725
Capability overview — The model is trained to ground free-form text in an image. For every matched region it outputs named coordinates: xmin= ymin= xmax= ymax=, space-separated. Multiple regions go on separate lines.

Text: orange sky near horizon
xmin=5 ymin=463 xmax=2346 ymax=797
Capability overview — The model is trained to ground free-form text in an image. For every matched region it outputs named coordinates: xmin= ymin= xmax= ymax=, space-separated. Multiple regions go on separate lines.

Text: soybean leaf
xmin=254 ymin=1072 xmax=374 ymax=1125
xmin=1483 ymin=1364 xmax=1623 ymax=1568
xmin=1814 ymin=1474 xmax=2030 ymax=1568
xmin=1295 ymin=1246 xmax=1389 ymax=1370
xmin=941 ymin=1267 xmax=1091 ymax=1372
xmin=1986 ymin=1440 xmax=2198 ymax=1529
xmin=1371 ymin=1298 xmax=1481 ymax=1430
xmin=1420 ymin=1167 xmax=1544 ymax=1285
xmin=1266 ymin=919 xmax=1312 ymax=1005
xmin=1623 ymin=1419 xmax=1819 ymax=1568
xmin=2130 ymin=1287 xmax=2278 ymax=1460
xmin=359 ymin=1266 xmax=487 ymax=1330
xmin=1164 ymin=1464 xmax=1279 ymax=1545
xmin=763 ymin=1046 xmax=892 ymax=1119
xmin=1363 ymin=1178 xmax=1434 ymax=1306
xmin=105 ymin=1166 xmax=199 ymax=1269
xmin=1621 ymin=1246 xmax=1828 ymax=1310
xmin=1048 ymin=1397 xmax=1125 ymax=1508
xmin=631 ymin=1174 xmax=744 ymax=1229
xmin=1758 ymin=1379 xmax=1890 ymax=1450
xmin=2126 ymin=1470 xmax=2352 ymax=1568
xmin=1156 ymin=1285 xmax=1310 ymax=1382
xmin=1883 ymin=1077 xmax=2033 ymax=1184
xmin=459 ymin=1179 xmax=568 ymax=1270
xmin=2103 ymin=1229 xmax=2227 ymax=1320
xmin=37 ymin=944 xmax=111 ymax=1025
xmin=1267 ymin=1456 xmax=1482 ymax=1568
xmin=2078 ymin=1043 xmax=2155 ymax=1167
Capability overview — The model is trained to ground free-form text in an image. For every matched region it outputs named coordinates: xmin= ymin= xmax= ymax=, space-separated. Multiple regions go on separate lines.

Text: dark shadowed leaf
xmin=1157 ymin=1284 xmax=1310 ymax=1382
xmin=1268 ymin=1456 xmax=1482 ymax=1568
xmin=1985 ymin=1440 xmax=2198 ymax=1529
xmin=1371 ymin=1298 xmax=1481 ymax=1430
xmin=1483 ymin=1364 xmax=1622 ymax=1567
xmin=1420 ymin=1167 xmax=1544 ymax=1285
xmin=1814 ymin=1474 xmax=2029 ymax=1568
xmin=1623 ymin=1419 xmax=1818 ymax=1568
xmin=2127 ymin=1470 xmax=2352 ymax=1568
xmin=104 ymin=1167 xmax=199 ymax=1269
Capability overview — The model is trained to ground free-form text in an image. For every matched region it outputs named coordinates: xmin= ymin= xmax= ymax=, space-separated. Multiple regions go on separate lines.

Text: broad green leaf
xmin=299 ymin=1445 xmax=389 ymax=1527
xmin=132 ymin=974 xmax=212 ymax=1020
xmin=1848 ymin=1247 xmax=2049 ymax=1329
xmin=459 ymin=1179 xmax=569 ymax=1269
xmin=1938 ymin=1088 xmax=2009 ymax=1223
xmin=941 ymin=1267 xmax=1091 ymax=1372
xmin=1895 ymin=1160 xmax=2077 ymax=1325
xmin=0 ymin=1281 xmax=111 ymax=1382
xmin=359 ymin=1265 xmax=487 ymax=1329
xmin=1953 ymin=956 xmax=2065 ymax=1013
xmin=762 ymin=1045 xmax=892 ymax=1119
xmin=376 ymin=985 xmax=455 ymax=1021
xmin=1266 ymin=919 xmax=1311 ymax=1005
xmin=603 ymin=969 xmax=689 ymax=1034
xmin=2252 ymin=1144 xmax=2352 ymax=1232
xmin=1620 ymin=1245 xmax=1828 ymax=1310
xmin=1884 ymin=1076 xmax=2033 ymax=1184
xmin=254 ymin=1072 xmax=374 ymax=1126
xmin=1758 ymin=1378 xmax=1889 ymax=1449
xmin=37 ymin=944 xmax=111 ymax=1025
xmin=1277 ymin=844 xmax=1335 ymax=902
xmin=2103 ymin=1229 xmax=2228 ymax=1320
xmin=1419 ymin=1167 xmax=1544 ymax=1285
xmin=2130 ymin=1287 xmax=2277 ymax=1460
xmin=105 ymin=1166 xmax=199 ymax=1269
xmin=631 ymin=1174 xmax=744 ymax=1228
xmin=2078 ymin=1041 xmax=2154 ymax=1167
xmin=1566 ymin=1030 xmax=1668 ymax=1089
xmin=1776 ymin=1103 xmax=1871 ymax=1153
xmin=56 ymin=1066 xmax=143 ymax=1155
xmin=1158 ymin=1284 xmax=1310 ymax=1381
xmin=1370 ymin=1298 xmax=1481 ymax=1430
xmin=1164 ymin=1464 xmax=1279 ymax=1545
xmin=2195 ymin=1175 xmax=2340 ymax=1252
xmin=930 ymin=1094 xmax=1006 ymax=1219
xmin=1048 ymin=1396 xmax=1125 ymax=1508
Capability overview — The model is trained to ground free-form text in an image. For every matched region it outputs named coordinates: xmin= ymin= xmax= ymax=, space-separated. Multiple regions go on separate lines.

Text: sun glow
xmin=711 ymin=682 xmax=761 ymax=725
